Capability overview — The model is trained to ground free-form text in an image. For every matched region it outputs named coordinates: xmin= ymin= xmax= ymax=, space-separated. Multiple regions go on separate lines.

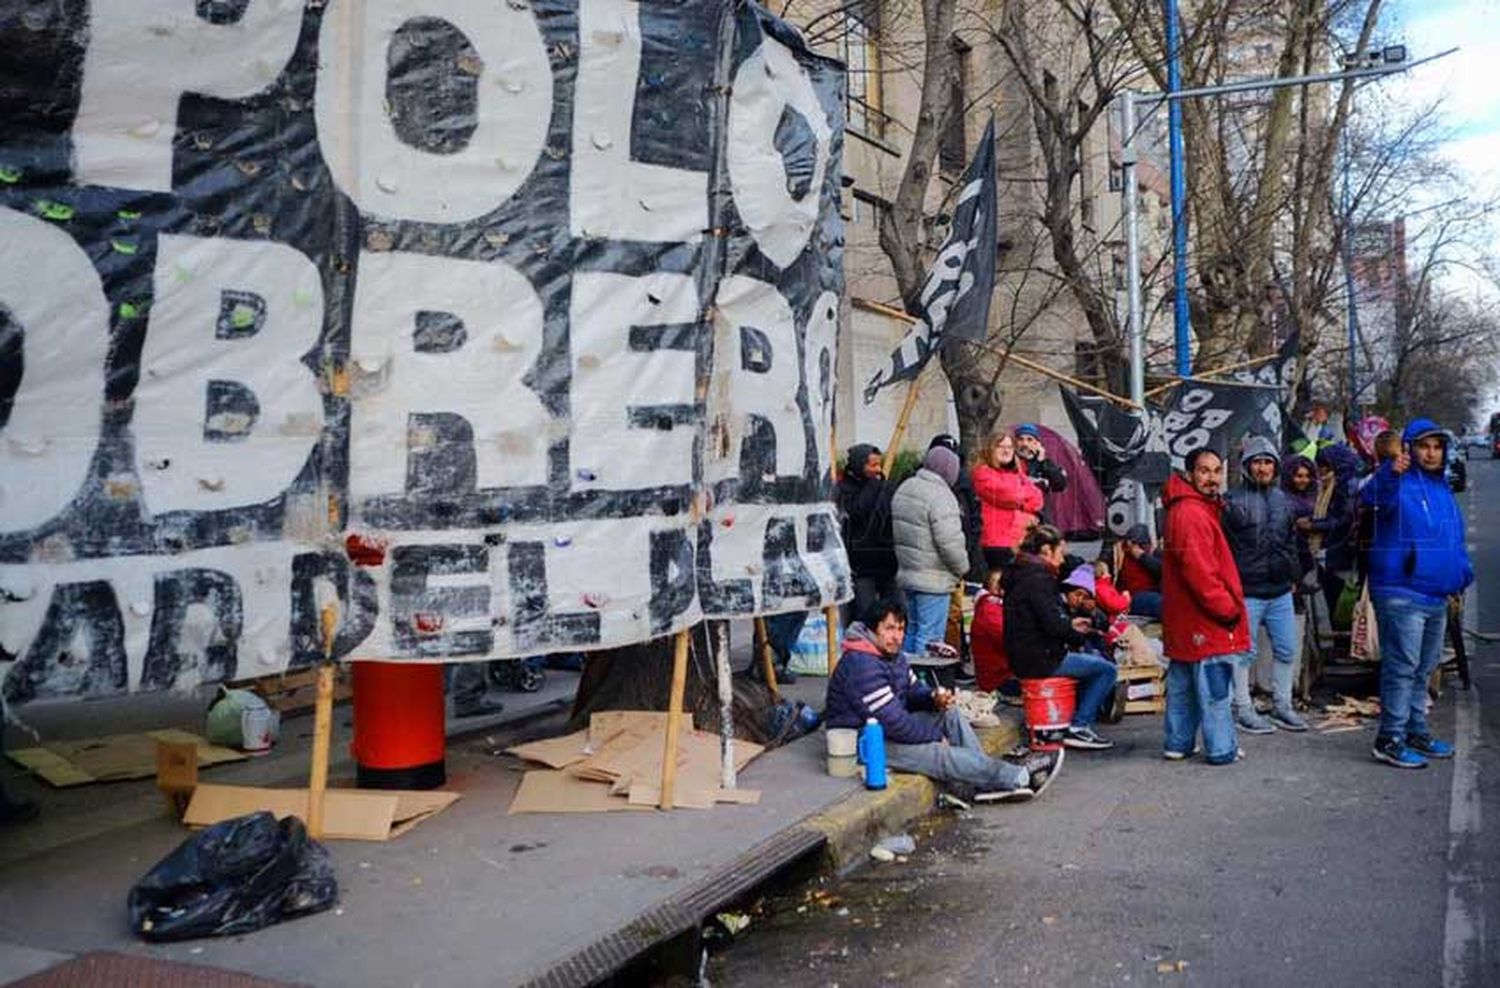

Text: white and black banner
xmin=863 ymin=115 xmax=996 ymax=402
xmin=0 ymin=1 xmax=849 ymax=702
xmin=1063 ymin=335 xmax=1297 ymax=536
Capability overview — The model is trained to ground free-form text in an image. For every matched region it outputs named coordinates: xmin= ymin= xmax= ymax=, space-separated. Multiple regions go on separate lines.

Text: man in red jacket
xmin=1161 ymin=448 xmax=1250 ymax=764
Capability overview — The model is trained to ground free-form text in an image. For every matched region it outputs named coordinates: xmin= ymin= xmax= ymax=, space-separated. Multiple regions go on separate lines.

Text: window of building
xmin=843 ymin=4 xmax=885 ymax=139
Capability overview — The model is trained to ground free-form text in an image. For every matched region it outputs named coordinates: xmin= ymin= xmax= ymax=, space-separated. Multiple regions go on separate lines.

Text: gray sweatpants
xmin=884 ymin=708 xmax=1028 ymax=792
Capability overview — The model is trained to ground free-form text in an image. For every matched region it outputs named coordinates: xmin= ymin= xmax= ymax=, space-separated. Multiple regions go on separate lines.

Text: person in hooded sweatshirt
xmin=1003 ymin=525 xmax=1117 ymax=750
xmin=838 ymin=443 xmax=898 ymax=621
xmin=824 ymin=597 xmax=1058 ymax=801
xmin=1360 ymin=419 xmax=1474 ymax=769
xmin=890 ymin=446 xmax=971 ymax=657
xmin=1221 ymin=438 xmax=1308 ymax=734
xmin=1282 ymin=451 xmax=1320 ymax=584
xmin=1161 ymin=447 xmax=1250 ymax=765
xmin=1117 ymin=523 xmax=1163 ymax=619
xmin=1314 ymin=443 xmax=1362 ymax=617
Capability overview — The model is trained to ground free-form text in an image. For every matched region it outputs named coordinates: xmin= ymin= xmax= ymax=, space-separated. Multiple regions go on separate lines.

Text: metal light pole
xmin=1164 ymin=0 xmax=1191 ymax=377
xmin=1120 ymin=90 xmax=1150 ymax=528
xmin=1118 ymin=47 xmax=1454 ymax=425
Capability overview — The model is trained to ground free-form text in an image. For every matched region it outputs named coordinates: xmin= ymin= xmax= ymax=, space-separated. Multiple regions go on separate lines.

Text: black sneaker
xmin=1372 ymin=734 xmax=1428 ymax=770
xmin=1022 ymin=748 xmax=1063 ymax=798
xmin=1063 ymin=726 xmax=1115 ymax=750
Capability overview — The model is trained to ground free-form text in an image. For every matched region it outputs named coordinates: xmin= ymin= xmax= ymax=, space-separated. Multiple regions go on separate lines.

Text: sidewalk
xmin=0 ymin=631 xmax=1021 ymax=987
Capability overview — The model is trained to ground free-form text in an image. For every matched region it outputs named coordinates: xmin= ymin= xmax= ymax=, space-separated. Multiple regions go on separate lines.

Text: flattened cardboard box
xmin=185 ymin=784 xmax=460 ymax=841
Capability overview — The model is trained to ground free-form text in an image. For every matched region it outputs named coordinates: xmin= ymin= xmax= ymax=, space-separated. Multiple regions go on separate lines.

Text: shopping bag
xmin=1332 ymin=577 xmax=1359 ymax=630
xmin=1349 ymin=583 xmax=1380 ymax=663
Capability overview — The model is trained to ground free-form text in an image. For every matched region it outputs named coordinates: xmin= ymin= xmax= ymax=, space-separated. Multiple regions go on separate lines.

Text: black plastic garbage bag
xmin=128 ymin=811 xmax=337 ymax=941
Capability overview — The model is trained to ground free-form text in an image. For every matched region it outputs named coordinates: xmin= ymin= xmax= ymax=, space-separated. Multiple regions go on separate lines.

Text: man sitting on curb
xmin=824 ymin=597 xmax=1061 ymax=803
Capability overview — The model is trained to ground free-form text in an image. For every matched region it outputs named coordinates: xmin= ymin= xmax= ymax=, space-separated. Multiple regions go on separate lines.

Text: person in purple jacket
xmin=823 ymin=597 xmax=1060 ymax=802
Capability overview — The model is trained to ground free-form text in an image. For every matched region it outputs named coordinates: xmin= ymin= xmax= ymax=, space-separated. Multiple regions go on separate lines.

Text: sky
xmin=1388 ymin=0 xmax=1500 ymax=215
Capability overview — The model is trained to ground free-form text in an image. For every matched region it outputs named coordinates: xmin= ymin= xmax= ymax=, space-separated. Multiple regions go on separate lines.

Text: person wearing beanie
xmin=1116 ymin=522 xmax=1163 ymax=618
xmin=1014 ymin=423 xmax=1068 ymax=522
xmin=838 ymin=442 xmax=898 ymax=622
xmin=1221 ymin=436 xmax=1308 ymax=734
xmin=890 ymin=446 xmax=971 ymax=657
xmin=928 ymin=434 xmax=985 ymax=582
xmin=1360 ymin=418 xmax=1474 ymax=769
xmin=1002 ymin=526 xmax=1117 ymax=750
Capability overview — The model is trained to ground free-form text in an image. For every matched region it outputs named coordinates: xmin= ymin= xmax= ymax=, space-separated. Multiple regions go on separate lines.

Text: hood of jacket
xmin=841 ymin=620 xmax=889 ymax=658
xmin=1163 ymin=471 xmax=1220 ymax=510
xmin=1402 ymin=417 xmax=1446 ymax=446
xmin=1316 ymin=442 xmax=1361 ymax=482
xmin=1239 ymin=435 xmax=1280 ymax=483
xmin=844 ymin=444 xmax=878 ymax=483
xmin=1123 ymin=522 xmax=1152 ymax=547
xmin=1281 ymin=453 xmax=1317 ymax=496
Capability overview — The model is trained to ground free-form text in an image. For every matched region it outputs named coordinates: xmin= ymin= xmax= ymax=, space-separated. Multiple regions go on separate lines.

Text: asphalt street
xmin=709 ymin=457 xmax=1500 ymax=988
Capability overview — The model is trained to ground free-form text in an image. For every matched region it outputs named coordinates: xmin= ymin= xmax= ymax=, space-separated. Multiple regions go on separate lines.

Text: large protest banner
xmin=0 ymin=0 xmax=849 ymax=702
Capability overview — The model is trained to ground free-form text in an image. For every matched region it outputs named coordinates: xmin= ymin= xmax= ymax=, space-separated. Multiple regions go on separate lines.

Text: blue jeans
xmin=902 ymin=590 xmax=951 ymax=657
xmin=885 ymin=708 xmax=1029 ymax=791
xmin=1236 ymin=592 xmax=1297 ymax=707
xmin=1164 ymin=656 xmax=1237 ymax=763
xmin=1129 ymin=590 xmax=1162 ymax=619
xmin=1054 ymin=652 xmax=1118 ymax=728
xmin=1372 ymin=593 xmax=1449 ymax=741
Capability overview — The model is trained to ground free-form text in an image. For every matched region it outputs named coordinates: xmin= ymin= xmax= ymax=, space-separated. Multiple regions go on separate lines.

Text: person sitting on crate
xmin=823 ymin=597 xmax=1061 ymax=803
xmin=1003 ymin=526 xmax=1118 ymax=751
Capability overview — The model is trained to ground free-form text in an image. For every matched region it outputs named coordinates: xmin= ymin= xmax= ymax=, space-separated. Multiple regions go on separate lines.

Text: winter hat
xmin=928 ymin=433 xmax=960 ymax=454
xmin=923 ymin=446 xmax=961 ymax=487
xmin=1015 ymin=423 xmax=1041 ymax=439
xmin=1062 ymin=563 xmax=1097 ymax=597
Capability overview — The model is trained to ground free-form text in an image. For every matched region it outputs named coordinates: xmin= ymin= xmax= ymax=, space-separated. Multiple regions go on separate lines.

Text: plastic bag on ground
xmin=128 ymin=811 xmax=337 ymax=942
xmin=205 ymin=687 xmax=272 ymax=747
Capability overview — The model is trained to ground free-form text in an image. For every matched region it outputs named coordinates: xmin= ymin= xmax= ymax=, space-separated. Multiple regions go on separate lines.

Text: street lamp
xmin=1116 ymin=45 xmax=1457 ymax=447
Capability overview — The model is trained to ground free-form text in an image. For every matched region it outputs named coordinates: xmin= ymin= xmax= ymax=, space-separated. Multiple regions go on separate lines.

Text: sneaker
xmin=974 ymin=786 xmax=1035 ymax=804
xmin=775 ymin=665 xmax=798 ymax=685
xmin=938 ymin=790 xmax=973 ymax=812
xmin=1024 ymin=748 xmax=1063 ymax=798
xmin=1372 ymin=735 xmax=1429 ymax=769
xmin=1063 ymin=726 xmax=1115 ymax=750
xmin=1269 ymin=706 xmax=1309 ymax=732
xmin=453 ymin=692 xmax=507 ymax=719
xmin=1406 ymin=734 xmax=1455 ymax=759
xmin=1235 ymin=707 xmax=1275 ymax=735
xmin=1162 ymin=748 xmax=1195 ymax=761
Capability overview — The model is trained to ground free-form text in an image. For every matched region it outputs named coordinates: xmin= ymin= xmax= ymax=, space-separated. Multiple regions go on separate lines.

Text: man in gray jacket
xmin=891 ymin=446 xmax=970 ymax=657
xmin=1222 ymin=437 xmax=1308 ymax=733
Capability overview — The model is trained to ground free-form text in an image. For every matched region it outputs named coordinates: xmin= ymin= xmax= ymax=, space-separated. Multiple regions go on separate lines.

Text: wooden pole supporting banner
xmin=754 ymin=617 xmax=781 ymax=700
xmin=307 ymin=603 xmax=339 ymax=840
xmin=713 ymin=621 xmax=736 ymax=790
xmin=825 ymin=605 xmax=841 ymax=675
xmin=658 ymin=628 xmax=692 ymax=810
xmin=882 ymin=376 xmax=923 ymax=475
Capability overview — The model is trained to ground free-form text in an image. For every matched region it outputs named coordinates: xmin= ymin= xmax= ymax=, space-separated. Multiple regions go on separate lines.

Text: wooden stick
xmin=825 ymin=605 xmax=841 ymax=675
xmin=854 ymin=296 xmax=1139 ymax=411
xmin=1143 ymin=353 xmax=1279 ymax=399
xmin=882 ymin=374 xmax=923 ymax=475
xmin=754 ymin=617 xmax=781 ymax=700
xmin=713 ymin=621 xmax=736 ymax=790
xmin=658 ymin=628 xmax=692 ymax=810
xmin=307 ymin=603 xmax=339 ymax=840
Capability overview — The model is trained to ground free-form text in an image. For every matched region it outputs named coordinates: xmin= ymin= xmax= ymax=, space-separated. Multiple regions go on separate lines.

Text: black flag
xmin=864 ymin=115 xmax=997 ymax=402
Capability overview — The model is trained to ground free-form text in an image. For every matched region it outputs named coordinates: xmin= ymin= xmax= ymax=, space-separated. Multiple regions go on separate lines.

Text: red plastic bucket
xmin=351 ymin=661 xmax=446 ymax=789
xmin=1021 ymin=676 xmax=1077 ymax=751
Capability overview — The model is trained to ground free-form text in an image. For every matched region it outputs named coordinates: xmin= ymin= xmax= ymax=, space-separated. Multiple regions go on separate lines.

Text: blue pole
xmin=1341 ymin=132 xmax=1360 ymax=407
xmin=1165 ymin=0 xmax=1191 ymax=376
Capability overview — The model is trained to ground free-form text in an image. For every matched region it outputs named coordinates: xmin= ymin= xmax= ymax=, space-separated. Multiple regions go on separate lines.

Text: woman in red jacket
xmin=972 ymin=430 xmax=1044 ymax=571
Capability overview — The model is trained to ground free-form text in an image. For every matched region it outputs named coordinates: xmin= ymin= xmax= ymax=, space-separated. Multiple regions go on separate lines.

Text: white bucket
xmin=825 ymin=727 xmax=859 ymax=777
xmin=240 ymin=706 xmax=279 ymax=755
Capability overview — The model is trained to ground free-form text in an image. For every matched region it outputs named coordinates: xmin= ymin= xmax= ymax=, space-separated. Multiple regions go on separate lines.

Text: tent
xmin=1036 ymin=425 xmax=1105 ymax=540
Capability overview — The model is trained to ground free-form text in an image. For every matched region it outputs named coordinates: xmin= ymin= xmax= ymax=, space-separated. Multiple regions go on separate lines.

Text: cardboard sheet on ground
xmin=509 ymin=710 xmax=764 ymax=813
xmin=185 ymin=784 xmax=460 ymax=841
xmin=8 ymin=730 xmax=246 ymax=787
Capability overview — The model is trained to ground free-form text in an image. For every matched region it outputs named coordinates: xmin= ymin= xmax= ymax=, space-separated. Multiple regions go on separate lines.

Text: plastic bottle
xmin=858 ymin=717 xmax=887 ymax=790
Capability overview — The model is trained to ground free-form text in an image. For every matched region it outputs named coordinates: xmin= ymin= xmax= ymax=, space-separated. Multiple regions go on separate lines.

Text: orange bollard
xmin=351 ymin=662 xmax=447 ymax=790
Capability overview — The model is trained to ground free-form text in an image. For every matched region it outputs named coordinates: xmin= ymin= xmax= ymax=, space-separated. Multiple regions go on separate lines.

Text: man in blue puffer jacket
xmin=1360 ymin=418 xmax=1475 ymax=769
xmin=824 ymin=598 xmax=1056 ymax=801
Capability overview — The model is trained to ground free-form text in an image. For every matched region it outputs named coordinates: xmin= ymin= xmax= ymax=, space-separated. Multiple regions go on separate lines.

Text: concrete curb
xmin=801 ymin=712 xmax=1024 ymax=871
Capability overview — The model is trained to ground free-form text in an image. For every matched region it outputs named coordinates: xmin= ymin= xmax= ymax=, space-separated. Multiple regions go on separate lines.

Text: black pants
xmin=850 ymin=574 xmax=899 ymax=627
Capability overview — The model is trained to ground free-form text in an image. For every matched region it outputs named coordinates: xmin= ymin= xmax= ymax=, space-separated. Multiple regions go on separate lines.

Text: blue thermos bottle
xmin=859 ymin=717 xmax=887 ymax=790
